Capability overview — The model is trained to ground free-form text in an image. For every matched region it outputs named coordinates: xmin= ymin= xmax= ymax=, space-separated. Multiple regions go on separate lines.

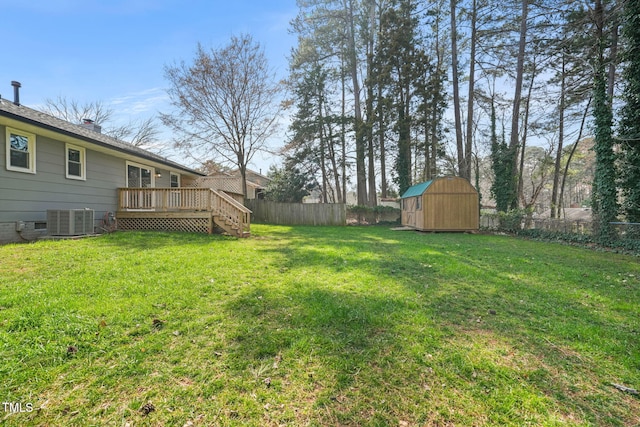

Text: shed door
xmin=404 ymin=197 xmax=417 ymax=227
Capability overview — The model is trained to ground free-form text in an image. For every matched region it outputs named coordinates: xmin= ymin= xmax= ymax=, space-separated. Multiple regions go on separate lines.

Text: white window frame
xmin=124 ymin=161 xmax=156 ymax=211
xmin=65 ymin=143 xmax=86 ymax=180
xmin=6 ymin=127 xmax=36 ymax=174
xmin=125 ymin=161 xmax=156 ymax=188
xmin=170 ymin=172 xmax=180 ymax=188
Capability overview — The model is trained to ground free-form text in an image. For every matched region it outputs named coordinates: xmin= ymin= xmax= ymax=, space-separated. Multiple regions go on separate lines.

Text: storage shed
xmin=401 ymin=177 xmax=479 ymax=231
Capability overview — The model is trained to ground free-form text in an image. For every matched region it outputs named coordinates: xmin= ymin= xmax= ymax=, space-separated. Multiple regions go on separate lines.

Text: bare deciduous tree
xmin=42 ymin=96 xmax=112 ymax=125
xmin=41 ymin=96 xmax=160 ymax=148
xmin=161 ymin=34 xmax=282 ymax=197
xmin=107 ymin=117 xmax=160 ymax=149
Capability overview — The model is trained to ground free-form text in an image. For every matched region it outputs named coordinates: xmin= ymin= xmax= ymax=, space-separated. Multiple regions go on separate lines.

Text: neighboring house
xmin=243 ymin=169 xmax=271 ymax=189
xmin=1 ymin=88 xmax=249 ymax=243
xmin=196 ymin=169 xmax=269 ymax=202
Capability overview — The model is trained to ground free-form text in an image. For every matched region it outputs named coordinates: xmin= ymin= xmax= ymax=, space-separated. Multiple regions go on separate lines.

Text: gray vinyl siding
xmin=0 ymin=129 xmax=124 ymax=224
xmin=0 ymin=121 xmax=194 ymax=243
xmin=154 ymin=173 xmax=171 ymax=188
xmin=3 ymin=125 xmax=190 ymax=225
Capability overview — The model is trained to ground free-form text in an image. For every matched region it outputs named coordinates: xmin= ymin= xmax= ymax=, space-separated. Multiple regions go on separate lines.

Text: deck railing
xmin=118 ymin=187 xmax=251 ymax=235
xmin=210 ymin=189 xmax=252 ymax=234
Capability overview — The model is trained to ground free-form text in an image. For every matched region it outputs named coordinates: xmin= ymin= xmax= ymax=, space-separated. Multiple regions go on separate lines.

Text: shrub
xmin=347 ymin=205 xmax=401 ymax=225
xmin=498 ymin=209 xmax=526 ymax=233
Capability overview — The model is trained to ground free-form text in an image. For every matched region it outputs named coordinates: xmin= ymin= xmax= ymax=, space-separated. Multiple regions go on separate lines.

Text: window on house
xmin=170 ymin=173 xmax=180 ymax=188
xmin=6 ymin=127 xmax=36 ymax=173
xmin=126 ymin=162 xmax=154 ymax=188
xmin=416 ymin=196 xmax=422 ymax=210
xmin=66 ymin=144 xmax=86 ymax=180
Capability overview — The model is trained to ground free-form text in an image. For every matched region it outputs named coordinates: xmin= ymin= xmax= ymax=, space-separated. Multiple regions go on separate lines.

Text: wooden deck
xmin=116 ymin=187 xmax=251 ymax=237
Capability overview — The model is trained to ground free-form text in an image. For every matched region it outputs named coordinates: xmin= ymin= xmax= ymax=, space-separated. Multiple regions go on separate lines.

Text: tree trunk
xmin=326 ymin=123 xmax=342 ymax=203
xmin=608 ymin=15 xmax=619 ymax=103
xmin=424 ymin=112 xmax=431 ymax=180
xmin=508 ymin=0 xmax=528 ymax=210
xmin=318 ymin=83 xmax=328 ymax=203
xmin=238 ymin=159 xmax=248 ymax=200
xmin=464 ymin=0 xmax=477 ymax=181
xmin=366 ymin=1 xmax=377 ymax=207
xmin=517 ymin=60 xmax=536 ymax=207
xmin=592 ymin=0 xmax=618 ymax=241
xmin=450 ymin=0 xmax=465 ymax=177
xmin=431 ymin=35 xmax=445 ymax=180
xmin=378 ymin=85 xmax=388 ymax=198
xmin=344 ymin=0 xmax=368 ymax=206
xmin=551 ymin=51 xmax=566 ymax=219
xmin=341 ymin=51 xmax=348 ymax=205
xmin=559 ymin=96 xmax=591 ymax=216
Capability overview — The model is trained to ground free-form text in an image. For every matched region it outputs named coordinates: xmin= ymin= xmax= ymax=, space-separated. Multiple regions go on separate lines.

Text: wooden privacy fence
xmin=245 ymin=200 xmax=346 ymax=226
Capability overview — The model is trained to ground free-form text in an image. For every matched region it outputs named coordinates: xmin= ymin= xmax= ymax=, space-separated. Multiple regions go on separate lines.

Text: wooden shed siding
xmin=401 ymin=177 xmax=479 ymax=231
xmin=428 ymin=177 xmax=477 ymax=194
xmin=422 ymin=194 xmax=479 ymax=231
xmin=416 ymin=197 xmax=425 ymax=230
xmin=401 ymin=197 xmax=417 ymax=228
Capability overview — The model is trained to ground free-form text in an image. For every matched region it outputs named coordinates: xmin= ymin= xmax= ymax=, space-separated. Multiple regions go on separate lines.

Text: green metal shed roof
xmin=401 ymin=180 xmax=433 ymax=198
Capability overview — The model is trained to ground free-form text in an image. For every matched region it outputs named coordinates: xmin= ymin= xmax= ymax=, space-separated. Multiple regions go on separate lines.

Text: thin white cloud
xmin=110 ymin=87 xmax=165 ymax=105
xmin=109 ymin=87 xmax=169 ymax=116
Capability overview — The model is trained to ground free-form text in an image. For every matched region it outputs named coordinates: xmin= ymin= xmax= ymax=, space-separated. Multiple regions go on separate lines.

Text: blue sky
xmin=1 ymin=0 xmax=298 ymax=171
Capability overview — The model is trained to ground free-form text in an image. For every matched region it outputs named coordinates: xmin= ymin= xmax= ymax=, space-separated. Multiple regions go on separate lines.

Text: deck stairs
xmin=117 ymin=187 xmax=251 ymax=238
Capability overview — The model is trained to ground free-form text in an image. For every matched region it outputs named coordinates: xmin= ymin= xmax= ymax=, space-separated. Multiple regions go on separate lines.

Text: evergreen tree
xmin=265 ymin=163 xmax=316 ymax=203
xmin=285 ymin=61 xmax=346 ymax=203
xmin=375 ymin=0 xmax=426 ymax=195
xmin=489 ymin=97 xmax=514 ymax=213
xmin=291 ymin=0 xmax=368 ymax=204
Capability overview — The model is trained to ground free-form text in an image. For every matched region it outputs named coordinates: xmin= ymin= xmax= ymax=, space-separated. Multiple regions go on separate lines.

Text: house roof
xmin=210 ymin=169 xmax=271 ymax=189
xmin=401 ymin=180 xmax=433 ymax=198
xmin=197 ymin=175 xmax=262 ymax=195
xmin=227 ymin=169 xmax=272 ymax=187
xmin=0 ymin=99 xmax=204 ymax=177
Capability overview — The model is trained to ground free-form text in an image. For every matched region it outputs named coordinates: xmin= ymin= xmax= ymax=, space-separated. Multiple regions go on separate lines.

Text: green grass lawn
xmin=0 ymin=225 xmax=638 ymax=426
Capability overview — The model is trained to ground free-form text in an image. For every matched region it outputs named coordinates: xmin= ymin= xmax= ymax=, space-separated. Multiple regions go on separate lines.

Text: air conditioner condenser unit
xmin=47 ymin=209 xmax=94 ymax=236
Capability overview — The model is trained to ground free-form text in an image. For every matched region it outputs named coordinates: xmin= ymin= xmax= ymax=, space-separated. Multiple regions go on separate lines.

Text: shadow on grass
xmin=231 ymin=225 xmax=640 ymax=425
xmin=3 ymin=226 xmax=638 ymax=426
xmin=219 ymin=281 xmax=436 ymax=424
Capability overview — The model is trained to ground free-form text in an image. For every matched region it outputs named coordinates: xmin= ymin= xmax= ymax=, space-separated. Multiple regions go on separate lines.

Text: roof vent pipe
xmin=11 ymin=81 xmax=21 ymax=106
